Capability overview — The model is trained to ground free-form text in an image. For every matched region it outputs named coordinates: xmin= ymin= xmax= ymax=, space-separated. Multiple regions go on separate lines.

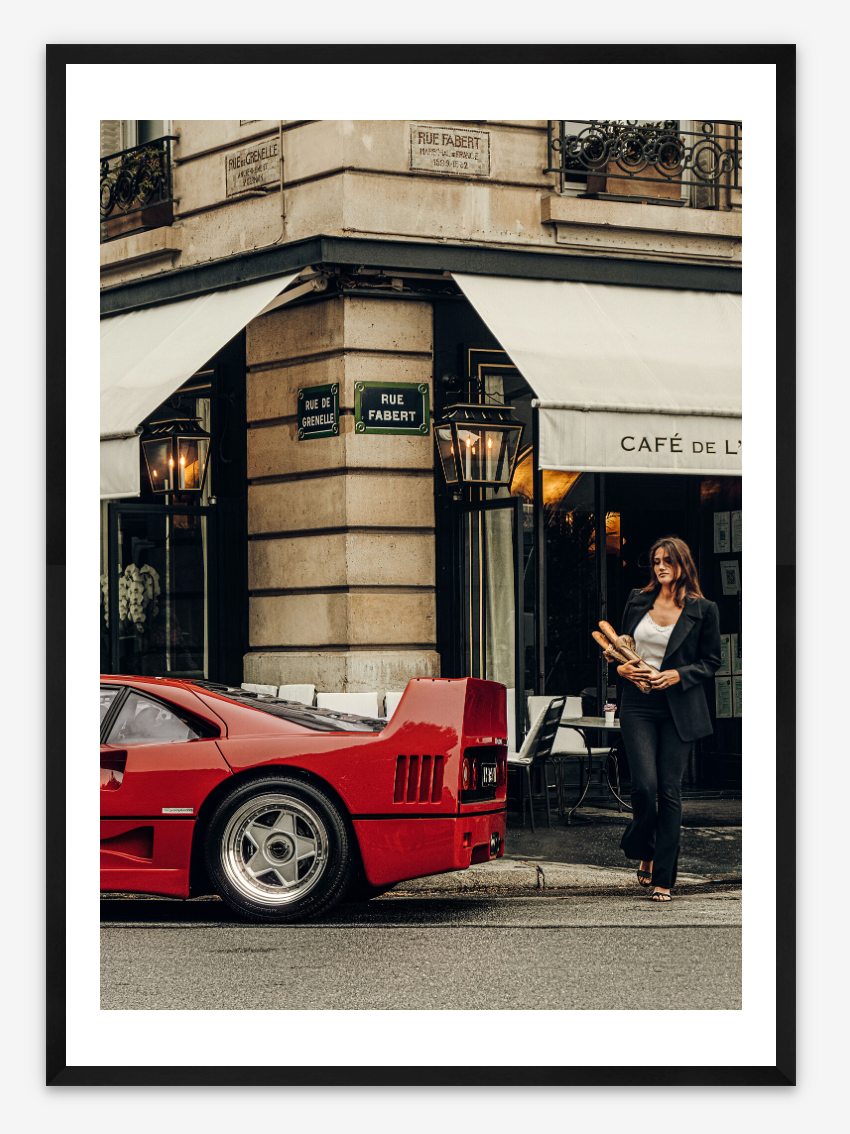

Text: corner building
xmin=100 ymin=119 xmax=742 ymax=789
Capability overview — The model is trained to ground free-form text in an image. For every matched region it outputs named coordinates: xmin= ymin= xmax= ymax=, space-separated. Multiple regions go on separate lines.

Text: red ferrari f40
xmin=100 ymin=676 xmax=508 ymax=922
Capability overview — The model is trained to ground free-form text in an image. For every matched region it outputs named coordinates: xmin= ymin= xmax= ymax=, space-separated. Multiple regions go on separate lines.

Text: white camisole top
xmin=633 ymin=611 xmax=676 ymax=670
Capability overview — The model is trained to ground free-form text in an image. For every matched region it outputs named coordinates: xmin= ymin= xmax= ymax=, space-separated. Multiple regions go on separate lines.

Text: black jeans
xmin=619 ymin=683 xmax=693 ymax=888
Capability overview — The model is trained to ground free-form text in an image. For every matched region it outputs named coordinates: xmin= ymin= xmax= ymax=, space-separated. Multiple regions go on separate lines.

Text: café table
xmin=556 ymin=717 xmax=632 ymax=825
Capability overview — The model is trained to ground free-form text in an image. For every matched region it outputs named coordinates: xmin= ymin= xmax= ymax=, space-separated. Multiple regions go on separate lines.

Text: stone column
xmin=243 ymin=293 xmax=439 ymax=701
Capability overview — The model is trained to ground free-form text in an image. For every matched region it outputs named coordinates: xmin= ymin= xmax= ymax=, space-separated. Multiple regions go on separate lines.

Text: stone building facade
xmin=100 ymin=118 xmax=742 ymax=784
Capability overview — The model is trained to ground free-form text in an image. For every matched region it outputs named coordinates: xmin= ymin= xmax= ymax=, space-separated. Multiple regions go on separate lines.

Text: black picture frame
xmin=47 ymin=42 xmax=795 ymax=1087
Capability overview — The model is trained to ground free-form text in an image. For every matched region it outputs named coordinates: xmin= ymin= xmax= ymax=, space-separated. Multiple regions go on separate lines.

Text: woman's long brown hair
xmin=641 ymin=536 xmax=704 ymax=608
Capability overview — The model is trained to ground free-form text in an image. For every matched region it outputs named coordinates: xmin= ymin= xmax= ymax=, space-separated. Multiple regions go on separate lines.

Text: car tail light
xmin=461 ymin=756 xmax=471 ymax=791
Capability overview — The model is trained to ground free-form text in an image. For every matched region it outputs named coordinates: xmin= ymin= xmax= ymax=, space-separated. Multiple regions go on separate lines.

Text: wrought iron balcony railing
xmin=100 ymin=136 xmax=177 ymax=238
xmin=545 ymin=121 xmax=742 ymax=200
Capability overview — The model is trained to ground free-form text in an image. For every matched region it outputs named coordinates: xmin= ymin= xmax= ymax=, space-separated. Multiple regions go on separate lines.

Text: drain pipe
xmin=250 ymin=119 xmax=285 ymax=250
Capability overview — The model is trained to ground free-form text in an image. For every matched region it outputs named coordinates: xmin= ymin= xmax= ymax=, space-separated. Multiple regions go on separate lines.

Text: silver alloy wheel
xmin=220 ymin=792 xmax=329 ymax=906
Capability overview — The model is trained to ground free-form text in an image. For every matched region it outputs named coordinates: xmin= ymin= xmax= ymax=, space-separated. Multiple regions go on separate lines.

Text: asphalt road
xmin=101 ymin=889 xmax=741 ymax=1011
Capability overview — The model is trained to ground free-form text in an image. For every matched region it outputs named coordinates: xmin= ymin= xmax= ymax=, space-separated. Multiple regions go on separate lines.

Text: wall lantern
xmin=141 ymin=416 xmax=211 ymax=495
xmin=435 ymin=403 xmax=523 ymax=488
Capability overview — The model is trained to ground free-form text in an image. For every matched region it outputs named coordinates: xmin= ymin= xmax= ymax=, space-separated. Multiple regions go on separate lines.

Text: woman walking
xmin=616 ymin=537 xmax=721 ymax=902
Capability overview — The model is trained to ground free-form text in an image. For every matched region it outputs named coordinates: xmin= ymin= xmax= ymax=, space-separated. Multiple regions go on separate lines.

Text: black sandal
xmin=651 ymin=890 xmax=672 ymax=902
xmin=637 ymin=870 xmax=653 ymax=888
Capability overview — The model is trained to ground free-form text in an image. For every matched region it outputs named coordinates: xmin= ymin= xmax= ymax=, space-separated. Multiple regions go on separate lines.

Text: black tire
xmin=204 ymin=774 xmax=354 ymax=923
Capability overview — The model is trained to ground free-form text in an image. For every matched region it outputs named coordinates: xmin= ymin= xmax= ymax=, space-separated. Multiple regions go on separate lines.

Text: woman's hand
xmin=649 ymin=669 xmax=681 ymax=690
xmin=618 ymin=662 xmax=653 ymax=683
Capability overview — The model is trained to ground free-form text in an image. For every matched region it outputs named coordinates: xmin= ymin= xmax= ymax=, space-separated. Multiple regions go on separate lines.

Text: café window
xmin=100 ymin=332 xmax=248 ymax=685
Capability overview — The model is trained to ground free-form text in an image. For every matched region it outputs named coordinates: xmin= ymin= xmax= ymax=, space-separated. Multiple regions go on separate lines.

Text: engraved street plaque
xmin=409 ymin=124 xmax=490 ymax=177
xmin=225 ymin=138 xmax=280 ymax=196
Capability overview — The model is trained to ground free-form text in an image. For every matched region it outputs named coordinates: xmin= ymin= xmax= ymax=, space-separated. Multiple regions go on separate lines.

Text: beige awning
xmin=452 ymin=274 xmax=742 ymax=476
xmin=100 ymin=272 xmax=299 ymax=498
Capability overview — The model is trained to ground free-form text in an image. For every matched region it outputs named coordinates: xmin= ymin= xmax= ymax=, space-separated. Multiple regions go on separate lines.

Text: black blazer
xmin=619 ymin=588 xmax=722 ymax=743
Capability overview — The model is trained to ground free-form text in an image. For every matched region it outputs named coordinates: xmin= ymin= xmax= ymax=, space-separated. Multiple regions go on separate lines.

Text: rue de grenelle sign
xmin=354 ymin=383 xmax=430 ymax=436
xmin=225 ymin=138 xmax=281 ymax=196
xmin=297 ymin=384 xmax=339 ymax=440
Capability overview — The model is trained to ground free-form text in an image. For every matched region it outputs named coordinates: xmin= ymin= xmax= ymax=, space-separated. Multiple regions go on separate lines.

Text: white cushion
xmin=277 ymin=684 xmax=316 ymax=706
xmin=529 ymin=693 xmax=608 ymax=755
xmin=384 ymin=691 xmax=404 ymax=719
xmin=316 ymin=692 xmax=380 ymax=718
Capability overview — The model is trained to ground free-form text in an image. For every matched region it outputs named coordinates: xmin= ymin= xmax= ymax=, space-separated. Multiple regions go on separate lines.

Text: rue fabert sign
xmin=298 ymin=384 xmax=339 ymax=440
xmin=355 ymin=382 xmax=430 ymax=436
xmin=409 ymin=124 xmax=490 ymax=177
xmin=225 ymin=139 xmax=280 ymax=196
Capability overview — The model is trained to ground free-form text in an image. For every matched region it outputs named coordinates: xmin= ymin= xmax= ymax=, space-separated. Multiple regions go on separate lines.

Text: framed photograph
xmin=48 ymin=43 xmax=794 ymax=1087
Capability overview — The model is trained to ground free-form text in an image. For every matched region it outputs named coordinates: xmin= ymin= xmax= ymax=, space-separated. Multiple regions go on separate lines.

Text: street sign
xmin=224 ymin=139 xmax=281 ymax=196
xmin=297 ymin=384 xmax=339 ymax=440
xmin=354 ymin=382 xmax=430 ymax=436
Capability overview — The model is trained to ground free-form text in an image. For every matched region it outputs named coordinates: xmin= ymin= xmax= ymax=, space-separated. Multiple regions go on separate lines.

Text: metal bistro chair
xmin=555 ymin=695 xmax=622 ymax=824
xmin=507 ymin=696 xmax=566 ymax=833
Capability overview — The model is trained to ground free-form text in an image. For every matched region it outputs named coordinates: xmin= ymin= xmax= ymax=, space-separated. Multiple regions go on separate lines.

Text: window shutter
xmin=100 ymin=120 xmax=123 ymax=158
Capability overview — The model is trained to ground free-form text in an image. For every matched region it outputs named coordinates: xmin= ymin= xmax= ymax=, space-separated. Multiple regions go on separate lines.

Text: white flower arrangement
xmin=101 ymin=563 xmax=162 ymax=634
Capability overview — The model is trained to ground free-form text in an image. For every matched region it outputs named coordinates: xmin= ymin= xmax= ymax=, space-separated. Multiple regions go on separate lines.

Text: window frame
xmin=101 ymin=685 xmax=216 ymax=747
xmin=100 ymin=684 xmax=128 ymax=742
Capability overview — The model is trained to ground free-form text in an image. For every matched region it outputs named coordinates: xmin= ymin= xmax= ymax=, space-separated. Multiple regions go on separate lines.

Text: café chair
xmin=316 ymin=691 xmax=381 ymax=718
xmin=384 ymin=691 xmax=405 ymax=719
xmin=277 ymin=684 xmax=316 ymax=706
xmin=556 ymin=695 xmax=617 ymax=824
xmin=507 ymin=696 xmax=566 ymax=833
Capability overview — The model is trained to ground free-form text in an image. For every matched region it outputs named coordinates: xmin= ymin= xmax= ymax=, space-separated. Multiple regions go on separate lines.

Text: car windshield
xmin=189 ymin=682 xmax=388 ymax=733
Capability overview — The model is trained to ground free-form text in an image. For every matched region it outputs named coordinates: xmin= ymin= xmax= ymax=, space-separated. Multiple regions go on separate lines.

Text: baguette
xmin=592 ymin=630 xmax=627 ymax=662
xmin=598 ymin=621 xmax=621 ymax=647
xmin=604 ymin=647 xmax=651 ymax=692
xmin=595 ymin=622 xmax=655 ymax=693
xmin=599 ymin=621 xmax=657 ymax=671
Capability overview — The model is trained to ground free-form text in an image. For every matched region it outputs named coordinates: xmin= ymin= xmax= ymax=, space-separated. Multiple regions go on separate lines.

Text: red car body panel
xmin=100 ymin=675 xmax=507 ymax=899
xmin=100 ymin=818 xmax=196 ymax=898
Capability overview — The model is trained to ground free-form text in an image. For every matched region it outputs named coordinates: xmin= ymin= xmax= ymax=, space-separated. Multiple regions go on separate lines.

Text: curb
xmin=389 ymin=857 xmax=742 ymax=894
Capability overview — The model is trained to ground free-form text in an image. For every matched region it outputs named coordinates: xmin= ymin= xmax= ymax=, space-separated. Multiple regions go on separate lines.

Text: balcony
xmin=545 ymin=121 xmax=741 ymax=209
xmin=100 ymin=136 xmax=177 ymax=242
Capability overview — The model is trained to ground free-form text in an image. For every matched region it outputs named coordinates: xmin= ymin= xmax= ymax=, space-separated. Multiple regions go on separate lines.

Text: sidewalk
xmin=390 ymin=798 xmax=742 ymax=896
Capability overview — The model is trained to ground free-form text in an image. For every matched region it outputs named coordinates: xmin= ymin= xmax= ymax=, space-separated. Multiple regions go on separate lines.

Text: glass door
xmin=458 ymin=496 xmax=530 ymax=750
xmin=105 ymin=503 xmax=217 ymax=680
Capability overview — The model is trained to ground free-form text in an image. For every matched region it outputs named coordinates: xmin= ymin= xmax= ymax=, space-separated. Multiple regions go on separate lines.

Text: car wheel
xmin=204 ymin=775 xmax=353 ymax=923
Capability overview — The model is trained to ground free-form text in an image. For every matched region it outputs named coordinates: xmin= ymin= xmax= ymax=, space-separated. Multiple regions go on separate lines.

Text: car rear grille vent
xmin=394 ymin=754 xmax=444 ymax=804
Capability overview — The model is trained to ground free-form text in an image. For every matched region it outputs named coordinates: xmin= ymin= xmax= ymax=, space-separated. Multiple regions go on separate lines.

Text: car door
xmin=100 ymin=684 xmax=232 ymax=820
xmin=100 ymin=683 xmax=233 ymax=896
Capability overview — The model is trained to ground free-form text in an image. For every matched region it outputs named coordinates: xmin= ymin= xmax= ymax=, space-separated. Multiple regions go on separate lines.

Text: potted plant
xmin=101 ymin=141 xmax=174 ymax=239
